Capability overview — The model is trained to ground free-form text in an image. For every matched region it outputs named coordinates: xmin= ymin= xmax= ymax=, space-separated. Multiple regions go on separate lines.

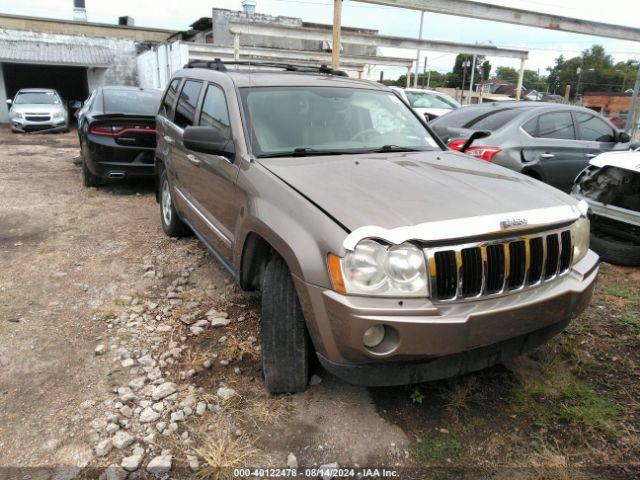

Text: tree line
xmin=388 ymin=45 xmax=638 ymax=99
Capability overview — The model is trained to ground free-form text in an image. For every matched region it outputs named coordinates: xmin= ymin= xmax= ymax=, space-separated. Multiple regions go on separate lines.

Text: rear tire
xmin=590 ymin=233 xmax=640 ymax=267
xmin=81 ymin=144 xmax=101 ymax=187
xmin=261 ymin=255 xmax=311 ymax=394
xmin=159 ymin=169 xmax=191 ymax=238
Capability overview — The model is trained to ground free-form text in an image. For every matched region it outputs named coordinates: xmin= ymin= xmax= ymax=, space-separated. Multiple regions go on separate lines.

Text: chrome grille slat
xmin=425 ymin=228 xmax=572 ymax=303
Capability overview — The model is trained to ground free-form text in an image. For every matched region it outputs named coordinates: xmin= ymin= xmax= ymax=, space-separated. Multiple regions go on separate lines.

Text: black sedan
xmin=76 ymin=86 xmax=162 ymax=187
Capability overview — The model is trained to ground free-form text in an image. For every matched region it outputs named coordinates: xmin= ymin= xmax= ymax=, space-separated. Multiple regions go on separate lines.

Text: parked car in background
xmin=572 ymin=147 xmax=640 ymax=266
xmin=390 ymin=87 xmax=460 ymax=121
xmin=430 ymin=101 xmax=631 ymax=192
xmin=6 ymin=88 xmax=68 ymax=133
xmin=76 ymin=86 xmax=162 ymax=187
xmin=155 ymin=60 xmax=597 ymax=394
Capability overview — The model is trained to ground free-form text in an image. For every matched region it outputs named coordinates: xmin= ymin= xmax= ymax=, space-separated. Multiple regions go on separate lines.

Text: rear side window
xmin=160 ymin=78 xmax=180 ymax=119
xmin=198 ymin=84 xmax=231 ymax=138
xmin=468 ymin=109 xmax=523 ymax=131
xmin=103 ymin=89 xmax=162 ymax=115
xmin=174 ymin=80 xmax=202 ymax=129
xmin=535 ymin=112 xmax=575 ymax=140
xmin=575 ymin=112 xmax=616 ymax=142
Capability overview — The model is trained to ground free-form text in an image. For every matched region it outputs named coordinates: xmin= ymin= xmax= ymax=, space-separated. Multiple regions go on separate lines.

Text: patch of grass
xmin=196 ymin=434 xmax=260 ymax=480
xmin=510 ymin=358 xmax=619 ymax=435
xmin=411 ymin=436 xmax=464 ymax=461
xmin=614 ymin=308 xmax=640 ymax=334
xmin=445 ymin=377 xmax=483 ymax=413
xmin=603 ymin=283 xmax=639 ymax=302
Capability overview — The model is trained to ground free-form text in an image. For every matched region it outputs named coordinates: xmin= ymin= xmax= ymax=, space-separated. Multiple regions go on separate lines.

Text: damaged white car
xmin=572 ymin=147 xmax=640 ymax=266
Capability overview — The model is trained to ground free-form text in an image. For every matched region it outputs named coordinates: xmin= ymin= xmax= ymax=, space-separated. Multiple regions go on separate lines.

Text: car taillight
xmin=89 ymin=122 xmax=157 ymax=136
xmin=464 ymin=146 xmax=502 ymax=162
xmin=448 ymin=139 xmax=467 ymax=151
xmin=448 ymin=138 xmax=501 ymax=162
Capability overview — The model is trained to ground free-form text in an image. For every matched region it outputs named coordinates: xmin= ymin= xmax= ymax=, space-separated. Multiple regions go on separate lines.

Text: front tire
xmin=590 ymin=232 xmax=640 ymax=267
xmin=261 ymin=255 xmax=311 ymax=394
xmin=159 ymin=170 xmax=191 ymax=238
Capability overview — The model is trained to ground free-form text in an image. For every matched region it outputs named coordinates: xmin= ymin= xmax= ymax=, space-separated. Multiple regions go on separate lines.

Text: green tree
xmin=495 ymin=66 xmax=518 ymax=82
xmin=448 ymin=54 xmax=486 ymax=89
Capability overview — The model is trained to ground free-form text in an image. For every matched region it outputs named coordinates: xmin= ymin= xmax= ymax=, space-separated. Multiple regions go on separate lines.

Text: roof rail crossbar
xmin=184 ymin=58 xmax=348 ymax=77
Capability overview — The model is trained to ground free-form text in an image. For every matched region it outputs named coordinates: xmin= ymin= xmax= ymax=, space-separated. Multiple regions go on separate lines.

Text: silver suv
xmin=155 ymin=60 xmax=598 ymax=394
xmin=7 ymin=88 xmax=69 ymax=133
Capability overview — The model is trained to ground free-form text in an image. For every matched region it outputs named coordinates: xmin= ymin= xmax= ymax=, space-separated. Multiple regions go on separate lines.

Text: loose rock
xmin=112 ymin=431 xmax=135 ymax=450
xmin=146 ymin=454 xmax=172 ymax=475
xmin=151 ymin=382 xmax=177 ymax=401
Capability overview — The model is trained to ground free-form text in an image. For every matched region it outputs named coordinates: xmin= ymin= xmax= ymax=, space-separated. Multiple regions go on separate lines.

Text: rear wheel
xmin=159 ymin=170 xmax=191 ymax=238
xmin=261 ymin=255 xmax=311 ymax=394
xmin=81 ymin=144 xmax=101 ymax=187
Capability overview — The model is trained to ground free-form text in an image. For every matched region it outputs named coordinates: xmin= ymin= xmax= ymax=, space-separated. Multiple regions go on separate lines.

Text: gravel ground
xmin=1 ymin=127 xmax=638 ymax=480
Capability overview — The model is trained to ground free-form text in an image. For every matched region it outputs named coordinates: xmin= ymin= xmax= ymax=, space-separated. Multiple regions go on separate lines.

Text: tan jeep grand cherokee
xmin=155 ymin=60 xmax=598 ymax=393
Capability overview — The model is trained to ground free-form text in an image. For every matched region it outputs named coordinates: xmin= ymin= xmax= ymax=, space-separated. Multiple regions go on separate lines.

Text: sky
xmin=1 ymin=0 xmax=638 ymax=81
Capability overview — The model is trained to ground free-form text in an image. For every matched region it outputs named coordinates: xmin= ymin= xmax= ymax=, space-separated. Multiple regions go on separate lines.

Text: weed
xmin=410 ymin=387 xmax=425 ymax=405
xmin=196 ymin=434 xmax=261 ymax=480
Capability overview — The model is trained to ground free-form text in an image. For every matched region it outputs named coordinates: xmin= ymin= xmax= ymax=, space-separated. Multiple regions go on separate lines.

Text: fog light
xmin=363 ymin=325 xmax=385 ymax=348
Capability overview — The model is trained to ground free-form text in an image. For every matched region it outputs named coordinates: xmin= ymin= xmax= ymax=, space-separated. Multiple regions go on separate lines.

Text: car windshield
xmin=103 ymin=89 xmax=162 ymax=115
xmin=240 ymin=86 xmax=440 ymax=157
xmin=14 ymin=92 xmax=60 ymax=105
xmin=405 ymin=91 xmax=459 ymax=110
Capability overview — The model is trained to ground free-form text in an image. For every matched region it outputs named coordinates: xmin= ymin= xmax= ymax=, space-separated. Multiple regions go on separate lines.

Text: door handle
xmin=163 ymin=135 xmax=174 ymax=145
xmin=187 ymin=154 xmax=202 ymax=166
xmin=585 ymin=153 xmax=598 ymax=158
xmin=540 ymin=153 xmax=555 ymax=158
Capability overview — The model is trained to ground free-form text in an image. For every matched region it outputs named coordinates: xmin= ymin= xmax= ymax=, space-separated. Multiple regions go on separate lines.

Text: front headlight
xmin=52 ymin=111 xmax=65 ymax=119
xmin=10 ymin=110 xmax=23 ymax=119
xmin=571 ymin=216 xmax=590 ymax=265
xmin=329 ymin=240 xmax=429 ymax=297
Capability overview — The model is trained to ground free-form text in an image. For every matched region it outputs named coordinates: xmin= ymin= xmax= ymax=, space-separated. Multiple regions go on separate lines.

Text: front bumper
xmin=294 ymin=250 xmax=599 ymax=386
xmin=11 ymin=117 xmax=67 ymax=133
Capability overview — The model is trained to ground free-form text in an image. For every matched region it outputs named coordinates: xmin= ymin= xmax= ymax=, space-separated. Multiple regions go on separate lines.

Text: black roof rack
xmin=184 ymin=58 xmax=349 ymax=77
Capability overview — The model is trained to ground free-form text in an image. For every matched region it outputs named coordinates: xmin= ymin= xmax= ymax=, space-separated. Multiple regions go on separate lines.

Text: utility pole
xmin=461 ymin=58 xmax=469 ymax=104
xmin=625 ymin=63 xmax=640 ymax=136
xmin=422 ymin=56 xmax=428 ymax=89
xmin=331 ymin=0 xmax=342 ymax=70
xmin=468 ymin=53 xmax=477 ymax=105
xmin=413 ymin=11 xmax=424 ymax=88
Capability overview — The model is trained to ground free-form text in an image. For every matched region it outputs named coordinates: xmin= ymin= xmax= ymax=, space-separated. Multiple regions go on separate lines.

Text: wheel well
xmin=240 ymin=233 xmax=277 ymax=291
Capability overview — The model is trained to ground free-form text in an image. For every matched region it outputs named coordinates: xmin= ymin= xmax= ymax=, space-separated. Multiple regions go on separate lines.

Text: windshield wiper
xmin=258 ymin=147 xmax=352 ymax=158
xmin=367 ymin=145 xmax=425 ymax=153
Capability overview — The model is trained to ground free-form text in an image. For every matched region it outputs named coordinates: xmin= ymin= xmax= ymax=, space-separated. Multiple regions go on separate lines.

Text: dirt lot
xmin=0 ymin=126 xmax=639 ymax=479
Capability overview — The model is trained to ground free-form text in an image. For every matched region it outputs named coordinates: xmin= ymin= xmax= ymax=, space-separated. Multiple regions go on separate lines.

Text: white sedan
xmin=390 ymin=87 xmax=460 ymax=121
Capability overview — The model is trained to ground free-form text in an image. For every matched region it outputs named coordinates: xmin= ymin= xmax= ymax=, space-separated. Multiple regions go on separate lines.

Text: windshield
xmin=103 ymin=89 xmax=162 ymax=115
xmin=405 ymin=91 xmax=459 ymax=110
xmin=240 ymin=86 xmax=440 ymax=157
xmin=14 ymin=92 xmax=61 ymax=105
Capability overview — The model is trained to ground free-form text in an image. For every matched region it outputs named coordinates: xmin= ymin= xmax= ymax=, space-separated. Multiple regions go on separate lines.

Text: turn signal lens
xmin=327 ymin=253 xmax=346 ymax=294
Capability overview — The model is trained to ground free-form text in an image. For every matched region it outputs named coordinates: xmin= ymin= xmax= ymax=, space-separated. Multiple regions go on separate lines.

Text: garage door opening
xmin=3 ymin=63 xmax=89 ymax=107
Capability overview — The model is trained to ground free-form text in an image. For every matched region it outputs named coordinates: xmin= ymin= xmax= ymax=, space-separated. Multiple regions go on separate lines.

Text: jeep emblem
xmin=500 ymin=218 xmax=528 ymax=229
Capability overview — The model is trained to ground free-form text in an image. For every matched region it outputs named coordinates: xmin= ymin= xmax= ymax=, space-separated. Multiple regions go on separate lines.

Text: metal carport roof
xmin=0 ymin=39 xmax=113 ymax=67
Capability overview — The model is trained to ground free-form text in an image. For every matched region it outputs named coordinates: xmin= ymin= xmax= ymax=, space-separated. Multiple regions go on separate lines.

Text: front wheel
xmin=590 ymin=232 xmax=640 ymax=267
xmin=261 ymin=255 xmax=312 ymax=394
xmin=159 ymin=170 xmax=191 ymax=238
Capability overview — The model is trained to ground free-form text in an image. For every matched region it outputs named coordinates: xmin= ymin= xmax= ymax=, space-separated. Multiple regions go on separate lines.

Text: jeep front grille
xmin=426 ymin=229 xmax=572 ymax=302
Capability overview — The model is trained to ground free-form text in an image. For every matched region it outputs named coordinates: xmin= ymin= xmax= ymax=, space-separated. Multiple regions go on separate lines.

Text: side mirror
xmin=70 ymin=100 xmax=82 ymax=109
xmin=618 ymin=131 xmax=631 ymax=143
xmin=461 ymin=130 xmax=491 ymax=153
xmin=183 ymin=126 xmax=235 ymax=158
xmin=5 ymin=99 xmax=12 ymax=105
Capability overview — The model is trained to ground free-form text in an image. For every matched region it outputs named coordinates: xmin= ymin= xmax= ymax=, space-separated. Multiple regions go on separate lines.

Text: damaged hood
xmin=258 ymin=150 xmax=577 ymax=233
xmin=590 ymin=150 xmax=640 ymax=174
